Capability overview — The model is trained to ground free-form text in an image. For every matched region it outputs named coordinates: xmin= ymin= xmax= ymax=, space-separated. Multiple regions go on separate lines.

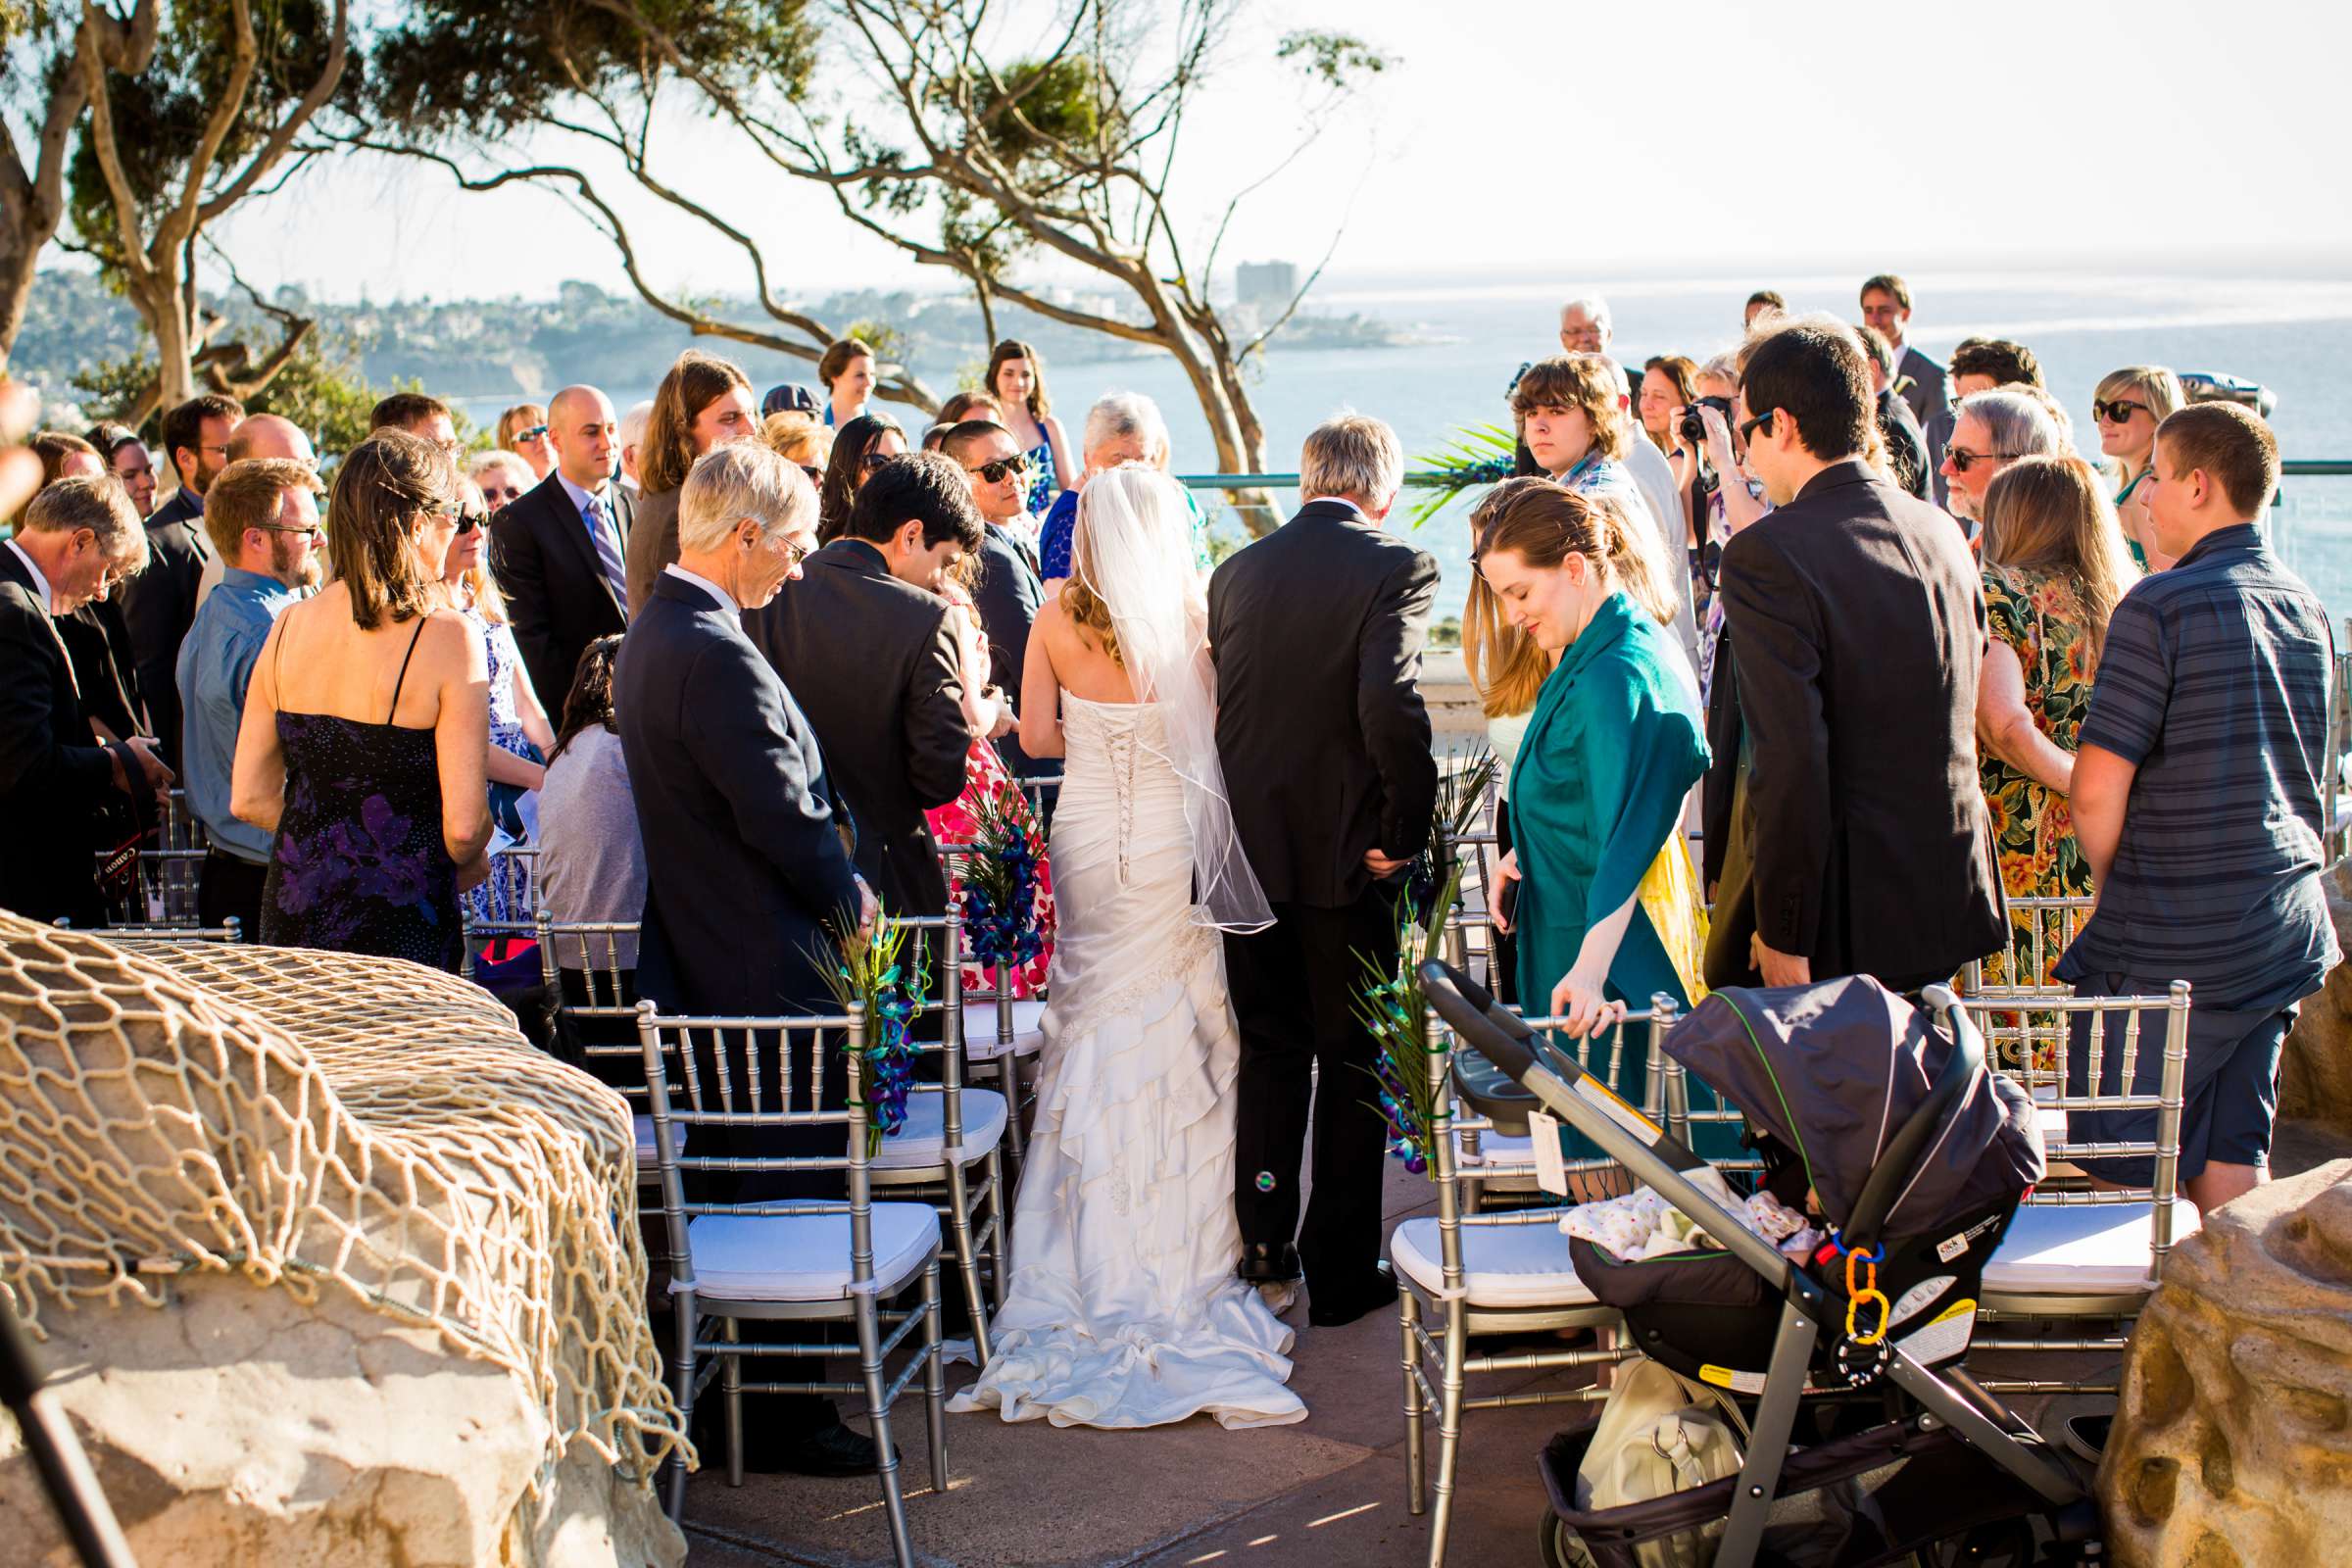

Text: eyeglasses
xmin=965 ymin=454 xmax=1033 ymax=485
xmin=1738 ymin=411 xmax=1774 ymax=446
xmin=1944 ymin=447 xmax=2022 ymax=474
xmin=253 ymin=522 xmax=324 ymax=539
xmin=516 ymin=424 xmax=550 ymax=442
xmin=2091 ymin=399 xmax=2148 ymax=424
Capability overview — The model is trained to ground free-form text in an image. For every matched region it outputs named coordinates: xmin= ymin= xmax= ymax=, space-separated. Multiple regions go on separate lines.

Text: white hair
xmin=617 ymin=399 xmax=655 ymax=450
xmin=468 ymin=449 xmax=534 ymax=486
xmin=1559 ymin=294 xmax=1613 ymax=335
xmin=677 ymin=442 xmax=811 ymax=554
xmin=1958 ymin=389 xmax=2064 ymax=463
xmin=1083 ymin=391 xmax=1168 ymax=462
xmin=1299 ymin=412 xmax=1404 ymax=506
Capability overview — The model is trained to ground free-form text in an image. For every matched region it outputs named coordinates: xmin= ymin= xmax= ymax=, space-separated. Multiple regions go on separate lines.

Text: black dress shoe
xmin=1308 ymin=1261 xmax=1399 ymax=1328
xmin=1237 ymin=1241 xmax=1303 ymax=1285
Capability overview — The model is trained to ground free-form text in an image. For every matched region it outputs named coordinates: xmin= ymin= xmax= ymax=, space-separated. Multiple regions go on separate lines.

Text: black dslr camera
xmin=1678 ymin=395 xmax=1735 ymax=449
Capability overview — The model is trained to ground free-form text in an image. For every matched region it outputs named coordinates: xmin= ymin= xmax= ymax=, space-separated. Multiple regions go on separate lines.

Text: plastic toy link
xmin=1841 ymin=1241 xmax=1890 ymax=1347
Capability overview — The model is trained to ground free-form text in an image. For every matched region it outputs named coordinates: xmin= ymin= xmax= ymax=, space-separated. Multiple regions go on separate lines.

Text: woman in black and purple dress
xmin=231 ymin=429 xmax=495 ymax=970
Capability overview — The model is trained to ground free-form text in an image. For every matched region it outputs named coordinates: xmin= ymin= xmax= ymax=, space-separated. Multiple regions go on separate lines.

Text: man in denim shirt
xmin=175 ymin=458 xmax=323 ymax=939
xmin=2063 ymin=403 xmax=2340 ymax=1214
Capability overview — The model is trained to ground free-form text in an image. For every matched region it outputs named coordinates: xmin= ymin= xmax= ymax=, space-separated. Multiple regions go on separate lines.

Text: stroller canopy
xmin=1665 ymin=976 xmax=2043 ymax=1240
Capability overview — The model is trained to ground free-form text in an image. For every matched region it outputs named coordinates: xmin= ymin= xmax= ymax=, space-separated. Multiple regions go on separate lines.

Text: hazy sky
xmin=204 ymin=0 xmax=2350 ymax=305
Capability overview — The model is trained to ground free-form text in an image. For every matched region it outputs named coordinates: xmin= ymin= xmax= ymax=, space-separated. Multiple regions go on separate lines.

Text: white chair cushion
xmin=870 ymin=1087 xmax=1008 ymax=1171
xmin=681 ymin=1203 xmax=940 ymax=1302
xmin=1456 ymin=1130 xmax=1535 ymax=1169
xmin=633 ymin=1114 xmax=686 ymax=1166
xmin=1982 ymin=1200 xmax=2199 ymax=1297
xmin=962 ymin=998 xmax=1047 ymax=1060
xmin=1390 ymin=1215 xmax=1599 ymax=1310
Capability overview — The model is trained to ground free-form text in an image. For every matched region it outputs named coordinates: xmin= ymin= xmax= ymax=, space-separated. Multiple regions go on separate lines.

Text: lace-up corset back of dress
xmin=1056 ymin=695 xmax=1182 ymax=889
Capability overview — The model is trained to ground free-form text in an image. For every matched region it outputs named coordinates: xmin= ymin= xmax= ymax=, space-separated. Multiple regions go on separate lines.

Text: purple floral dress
xmin=260 ymin=621 xmax=462 ymax=970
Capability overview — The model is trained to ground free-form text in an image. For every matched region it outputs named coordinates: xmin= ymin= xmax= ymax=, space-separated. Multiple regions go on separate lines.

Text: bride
xmin=948 ymin=466 xmax=1304 ymax=1430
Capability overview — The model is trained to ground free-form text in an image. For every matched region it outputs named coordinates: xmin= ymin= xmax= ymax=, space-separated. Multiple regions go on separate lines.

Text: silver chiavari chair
xmin=59 ymin=916 xmax=242 ymax=944
xmin=936 ymin=836 xmax=1046 ymax=1178
xmin=637 ymin=1004 xmax=946 ymax=1563
xmin=539 ymin=916 xmax=666 ymax=1171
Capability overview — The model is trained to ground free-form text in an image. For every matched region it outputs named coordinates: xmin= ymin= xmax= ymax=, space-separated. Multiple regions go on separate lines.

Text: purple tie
xmin=584 ymin=492 xmax=628 ymax=612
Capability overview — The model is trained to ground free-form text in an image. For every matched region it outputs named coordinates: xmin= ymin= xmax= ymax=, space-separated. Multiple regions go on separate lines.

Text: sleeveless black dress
xmin=259 ymin=618 xmax=463 ymax=970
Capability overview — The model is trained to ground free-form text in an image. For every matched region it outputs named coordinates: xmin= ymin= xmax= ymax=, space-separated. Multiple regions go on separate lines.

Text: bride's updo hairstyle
xmin=1471 ymin=475 xmax=1678 ymax=629
xmin=1065 ymin=466 xmax=1172 ymax=670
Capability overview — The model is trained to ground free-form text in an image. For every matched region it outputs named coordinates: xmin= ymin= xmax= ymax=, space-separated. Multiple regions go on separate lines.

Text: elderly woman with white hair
xmin=1939 ymin=387 xmax=2064 ymax=529
xmin=1037 ymin=389 xmax=1207 ymax=589
xmin=468 ymin=449 xmax=537 ymax=513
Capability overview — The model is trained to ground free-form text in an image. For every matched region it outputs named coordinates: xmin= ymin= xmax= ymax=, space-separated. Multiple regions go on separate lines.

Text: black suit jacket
xmin=614 ymin=570 xmax=863 ymax=1017
xmin=743 ymin=539 xmax=968 ymax=916
xmin=968 ymin=520 xmax=1044 ymax=776
xmin=119 ymin=486 xmax=205 ymax=764
xmin=0 ymin=548 xmax=119 ymax=926
xmin=489 ymin=472 xmax=632 ymax=712
xmin=1702 ymin=460 xmax=2005 ymax=991
xmin=1208 ymin=499 xmax=1440 ymax=908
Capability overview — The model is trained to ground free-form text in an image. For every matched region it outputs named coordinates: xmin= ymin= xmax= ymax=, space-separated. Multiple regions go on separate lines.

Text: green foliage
xmin=1404 ymin=421 xmax=1518 ymax=530
xmin=841 ymin=318 xmax=908 ymax=368
xmin=1275 ymin=30 xmax=1394 ymax=89
xmin=67 ymin=352 xmax=158 ymax=434
xmin=962 ymin=55 xmax=1104 ymax=172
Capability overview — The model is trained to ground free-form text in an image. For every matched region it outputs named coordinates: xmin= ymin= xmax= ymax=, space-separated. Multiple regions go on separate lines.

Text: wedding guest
xmin=1670 ymin=355 xmax=1769 ymax=701
xmin=1856 ymin=325 xmax=1932 ymax=499
xmin=1942 ymin=388 xmax=2063 ymax=528
xmin=232 ymin=430 xmax=492 ymax=969
xmin=942 ymin=418 xmax=1046 ymax=772
xmin=1512 ymin=354 xmax=1696 ymax=676
xmin=444 ymin=474 xmax=554 ymax=925
xmin=986 ymin=338 xmax=1075 ymax=513
xmin=0 ymin=474 xmax=162 ymax=928
xmin=1743 ymin=290 xmax=1786 ymax=329
xmin=1638 ymin=356 xmax=1697 ymax=455
xmin=2093 ymin=365 xmax=2187 ymax=571
xmin=1704 ymin=318 xmax=2004 ymax=991
xmin=1544 ymin=293 xmax=1686 ymax=573
xmin=1975 ymin=456 xmax=2137 ymax=988
xmin=814 ymin=412 xmax=906 ymax=543
xmin=817 ymin=337 xmax=876 ymax=429
xmin=177 ymin=458 xmax=322 ymax=940
xmin=193 ymin=414 xmax=318 ymax=613
xmin=938 ymin=389 xmax=1004 ymax=425
xmin=1038 ymin=391 xmax=1172 ymax=585
xmin=612 ymin=441 xmax=878 ymax=1477
xmin=1949 ymin=337 xmax=2043 ymax=398
xmin=1211 ymin=413 xmax=1437 ymax=1326
xmin=2062 ymin=403 xmax=2336 ymax=1215
xmin=762 ymin=382 xmax=818 ymax=418
xmin=469 ymin=450 xmax=534 ymax=512
xmin=1557 ymin=295 xmax=1612 ymax=360
xmin=760 ymin=410 xmax=832 ymax=483
xmin=30 ymin=433 xmax=144 ymax=745
xmin=619 ymin=351 xmax=757 ymax=611
xmin=534 ymin=635 xmax=648 ymax=1087
xmin=1461 ymin=489 xmax=1553 ymax=1004
xmin=491 ymin=384 xmax=632 ymax=717
xmin=1477 ymin=478 xmax=1728 ymax=1184
xmin=496 ymin=404 xmax=555 ymax=480
xmin=121 ymin=392 xmax=241 ymax=767
xmin=88 ymin=422 xmax=157 ymax=517
xmin=616 ymin=399 xmax=653 ymax=494
xmin=1858 ymin=272 xmax=1949 ymax=429
xmin=371 ymin=392 xmax=460 ymax=454
xmin=746 ymin=452 xmax=977 ymax=917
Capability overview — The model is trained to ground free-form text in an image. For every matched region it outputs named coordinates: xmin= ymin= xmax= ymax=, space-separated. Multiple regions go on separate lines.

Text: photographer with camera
xmin=1666 ymin=353 xmax=1768 ymax=706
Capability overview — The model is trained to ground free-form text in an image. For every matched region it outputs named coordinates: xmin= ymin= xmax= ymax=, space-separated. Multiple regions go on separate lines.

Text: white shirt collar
xmin=5 ymin=537 xmax=53 ymax=613
xmin=663 ymin=562 xmax=738 ymax=614
xmin=1301 ymin=495 xmax=1370 ymax=520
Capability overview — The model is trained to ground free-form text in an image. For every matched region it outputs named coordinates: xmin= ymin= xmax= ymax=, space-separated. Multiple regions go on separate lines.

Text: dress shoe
xmin=1308 ymin=1261 xmax=1399 ymax=1328
xmin=1237 ymin=1241 xmax=1303 ymax=1285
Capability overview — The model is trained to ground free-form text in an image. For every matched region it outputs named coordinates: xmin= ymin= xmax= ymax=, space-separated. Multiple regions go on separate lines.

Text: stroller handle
xmin=1838 ymin=984 xmax=1986 ymax=1255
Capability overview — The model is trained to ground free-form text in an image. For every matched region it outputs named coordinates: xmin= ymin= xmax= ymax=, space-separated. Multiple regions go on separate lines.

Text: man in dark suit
xmin=1859 ymin=273 xmax=1949 ymax=431
xmin=2 ymin=477 xmax=173 ymax=926
xmin=941 ymin=417 xmax=1046 ymax=776
xmin=1857 ymin=326 xmax=1932 ymax=500
xmin=119 ymin=393 xmax=242 ymax=766
xmin=1703 ymin=319 xmax=2004 ymax=995
xmin=1210 ymin=414 xmax=1439 ymax=1328
xmin=490 ymin=384 xmax=633 ymax=712
xmin=613 ymin=442 xmax=877 ymax=1476
xmin=744 ymin=452 xmax=977 ymax=919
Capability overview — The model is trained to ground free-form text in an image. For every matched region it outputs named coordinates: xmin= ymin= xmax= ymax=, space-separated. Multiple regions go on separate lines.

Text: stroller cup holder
xmin=1417 ymin=961 xmax=2089 ymax=1568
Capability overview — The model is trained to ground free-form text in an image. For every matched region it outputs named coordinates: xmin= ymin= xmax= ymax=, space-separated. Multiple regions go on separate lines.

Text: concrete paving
xmin=673 ymin=1120 xmax=2352 ymax=1567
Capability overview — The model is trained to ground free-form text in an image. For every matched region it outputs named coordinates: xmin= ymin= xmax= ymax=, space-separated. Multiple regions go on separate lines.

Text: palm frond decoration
xmin=1402 ymin=422 xmax=1519 ymax=530
xmin=1354 ymin=856 xmax=1473 ymax=1180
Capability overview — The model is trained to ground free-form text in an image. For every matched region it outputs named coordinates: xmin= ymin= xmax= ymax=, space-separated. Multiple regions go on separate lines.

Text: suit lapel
xmin=543 ymin=477 xmax=625 ymax=619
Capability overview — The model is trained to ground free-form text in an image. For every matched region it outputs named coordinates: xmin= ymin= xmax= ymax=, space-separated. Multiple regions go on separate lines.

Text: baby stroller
xmin=1419 ymin=962 xmax=2101 ymax=1568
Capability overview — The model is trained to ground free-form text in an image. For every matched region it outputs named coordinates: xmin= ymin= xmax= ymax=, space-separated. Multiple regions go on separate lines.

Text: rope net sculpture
xmin=0 ymin=912 xmax=689 ymax=1485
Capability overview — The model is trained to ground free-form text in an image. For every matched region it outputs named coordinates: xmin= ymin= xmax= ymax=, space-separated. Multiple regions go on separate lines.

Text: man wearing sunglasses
xmin=1702 ymin=318 xmax=2005 ymax=998
xmin=489 ymin=384 xmax=635 ymax=714
xmin=943 ymin=418 xmax=1047 ymax=771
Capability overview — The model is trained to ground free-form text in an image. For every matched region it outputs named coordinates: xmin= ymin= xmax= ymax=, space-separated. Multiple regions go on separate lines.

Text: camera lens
xmin=1679 ymin=411 xmax=1706 ymax=447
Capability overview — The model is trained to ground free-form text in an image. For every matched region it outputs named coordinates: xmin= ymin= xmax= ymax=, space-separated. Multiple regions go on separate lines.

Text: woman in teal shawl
xmin=1480 ymin=479 xmax=1735 ymax=1181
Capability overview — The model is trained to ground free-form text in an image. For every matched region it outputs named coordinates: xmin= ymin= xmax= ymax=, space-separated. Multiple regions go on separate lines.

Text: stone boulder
xmin=0 ymin=1276 xmax=686 ymax=1568
xmin=2278 ymin=865 xmax=2352 ymax=1135
xmin=2099 ymin=1158 xmax=2352 ymax=1567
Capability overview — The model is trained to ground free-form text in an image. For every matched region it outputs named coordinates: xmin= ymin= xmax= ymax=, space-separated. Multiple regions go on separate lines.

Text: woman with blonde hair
xmin=232 ymin=429 xmax=494 ymax=969
xmin=2091 ymin=365 xmax=2185 ymax=571
xmin=1975 ymin=454 xmax=2139 ymax=985
xmin=496 ymin=404 xmax=555 ymax=481
xmin=760 ymin=410 xmax=834 ymax=482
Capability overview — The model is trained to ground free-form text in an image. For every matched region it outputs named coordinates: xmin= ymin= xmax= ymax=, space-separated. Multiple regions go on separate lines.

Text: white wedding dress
xmin=948 ymin=693 xmax=1305 ymax=1429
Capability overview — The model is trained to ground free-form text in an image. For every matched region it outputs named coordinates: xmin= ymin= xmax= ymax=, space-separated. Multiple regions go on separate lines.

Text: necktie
xmin=583 ymin=493 xmax=628 ymax=612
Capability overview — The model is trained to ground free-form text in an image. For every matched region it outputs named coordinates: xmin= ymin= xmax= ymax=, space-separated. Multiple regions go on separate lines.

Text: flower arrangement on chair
xmin=817 ymin=916 xmax=932 ymax=1154
xmin=955 ymin=779 xmax=1048 ymax=977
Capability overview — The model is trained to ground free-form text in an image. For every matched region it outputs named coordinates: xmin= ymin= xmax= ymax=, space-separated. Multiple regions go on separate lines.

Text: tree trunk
xmin=0 ymin=219 xmax=43 ymax=377
xmin=131 ymin=262 xmax=198 ymax=412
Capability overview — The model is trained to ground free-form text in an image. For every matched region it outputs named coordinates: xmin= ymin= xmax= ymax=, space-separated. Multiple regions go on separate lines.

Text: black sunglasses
xmin=1944 ymin=447 xmax=2022 ymax=474
xmin=480 ymin=483 xmax=524 ymax=504
xmin=2090 ymin=399 xmax=2148 ymax=424
xmin=1738 ymin=411 xmax=1773 ymax=446
xmin=454 ymin=511 xmax=489 ymax=534
xmin=967 ymin=454 xmax=1034 ymax=485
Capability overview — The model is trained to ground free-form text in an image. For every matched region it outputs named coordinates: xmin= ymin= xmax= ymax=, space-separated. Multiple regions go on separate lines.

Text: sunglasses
xmin=480 ymin=483 xmax=524 ymax=504
xmin=2090 ymin=399 xmax=2148 ymax=424
xmin=1943 ymin=447 xmax=2022 ymax=474
xmin=516 ymin=424 xmax=550 ymax=442
xmin=967 ymin=454 xmax=1033 ymax=485
xmin=454 ymin=511 xmax=490 ymax=534
xmin=1738 ymin=411 xmax=1773 ymax=446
